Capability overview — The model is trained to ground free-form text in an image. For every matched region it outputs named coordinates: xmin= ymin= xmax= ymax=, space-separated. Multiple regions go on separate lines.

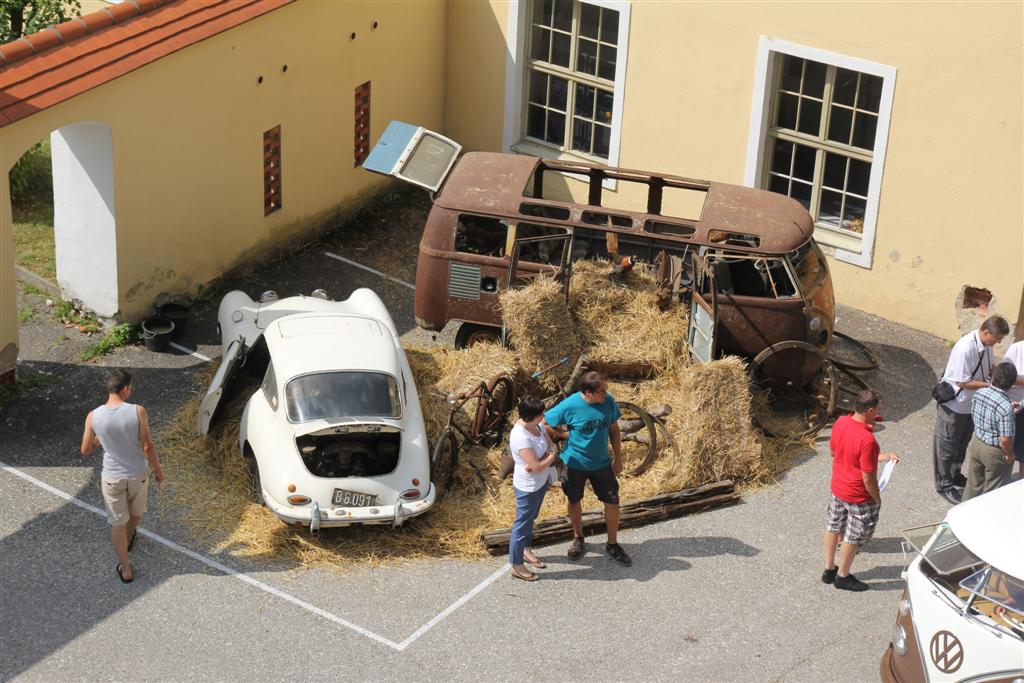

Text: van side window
xmin=455 ymin=214 xmax=507 ymax=257
xmin=517 ymin=222 xmax=568 ymax=265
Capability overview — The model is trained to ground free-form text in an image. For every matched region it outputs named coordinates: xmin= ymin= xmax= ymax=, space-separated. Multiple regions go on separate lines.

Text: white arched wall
xmin=50 ymin=122 xmax=118 ymax=317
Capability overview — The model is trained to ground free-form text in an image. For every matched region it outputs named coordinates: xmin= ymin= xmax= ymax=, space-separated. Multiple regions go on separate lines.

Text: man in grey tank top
xmin=80 ymin=369 xmax=165 ymax=583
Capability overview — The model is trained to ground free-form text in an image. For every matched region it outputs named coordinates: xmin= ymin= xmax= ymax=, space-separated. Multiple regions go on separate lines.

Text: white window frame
xmin=503 ymin=0 xmax=630 ymax=188
xmin=744 ymin=37 xmax=896 ymax=268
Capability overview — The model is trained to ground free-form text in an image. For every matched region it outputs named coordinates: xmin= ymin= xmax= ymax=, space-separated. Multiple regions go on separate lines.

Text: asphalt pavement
xmin=1 ymin=185 xmax=966 ymax=681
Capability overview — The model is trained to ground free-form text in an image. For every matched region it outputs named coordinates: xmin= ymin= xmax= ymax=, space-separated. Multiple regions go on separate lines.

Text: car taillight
xmin=287 ymin=495 xmax=311 ymax=505
xmin=399 ymin=488 xmax=421 ymax=500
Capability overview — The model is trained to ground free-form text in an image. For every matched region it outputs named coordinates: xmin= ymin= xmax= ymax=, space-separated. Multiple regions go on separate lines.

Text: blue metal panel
xmin=363 ymin=120 xmax=419 ymax=177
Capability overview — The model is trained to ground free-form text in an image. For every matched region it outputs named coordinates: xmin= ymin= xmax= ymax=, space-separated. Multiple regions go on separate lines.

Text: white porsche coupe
xmin=197 ymin=288 xmax=435 ymax=530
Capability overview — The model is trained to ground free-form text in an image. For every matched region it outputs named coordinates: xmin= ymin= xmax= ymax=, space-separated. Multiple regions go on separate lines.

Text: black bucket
xmin=141 ymin=316 xmax=175 ymax=352
xmin=156 ymin=302 xmax=189 ymax=339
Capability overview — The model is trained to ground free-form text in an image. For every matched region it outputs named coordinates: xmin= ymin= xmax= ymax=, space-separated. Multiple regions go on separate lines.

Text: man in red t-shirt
xmin=822 ymin=389 xmax=900 ymax=592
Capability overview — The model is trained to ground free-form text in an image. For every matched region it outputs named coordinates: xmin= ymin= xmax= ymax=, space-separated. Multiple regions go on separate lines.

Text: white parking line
xmin=0 ymin=461 xmax=506 ymax=652
xmin=324 ymin=251 xmax=416 ymax=290
xmin=168 ymin=341 xmax=212 ymax=363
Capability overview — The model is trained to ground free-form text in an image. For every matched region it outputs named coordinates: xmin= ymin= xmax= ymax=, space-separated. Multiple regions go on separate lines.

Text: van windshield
xmin=903 ymin=523 xmax=982 ymax=575
xmin=961 ymin=568 xmax=1024 ymax=623
xmin=788 ymin=240 xmax=828 ymax=295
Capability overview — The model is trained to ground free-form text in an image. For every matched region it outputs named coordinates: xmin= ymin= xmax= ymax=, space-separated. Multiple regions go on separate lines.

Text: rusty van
xmin=364 ymin=121 xmax=835 ymax=386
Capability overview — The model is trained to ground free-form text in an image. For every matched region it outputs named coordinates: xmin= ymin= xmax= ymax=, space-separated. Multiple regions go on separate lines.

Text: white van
xmin=881 ymin=480 xmax=1024 ymax=682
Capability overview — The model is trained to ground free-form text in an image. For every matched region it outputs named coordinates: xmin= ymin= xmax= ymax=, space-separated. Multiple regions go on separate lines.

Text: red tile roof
xmin=0 ymin=0 xmax=293 ymax=128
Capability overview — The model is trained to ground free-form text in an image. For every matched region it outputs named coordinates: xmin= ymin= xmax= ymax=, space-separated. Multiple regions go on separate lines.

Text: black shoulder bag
xmin=932 ymin=351 xmax=986 ymax=404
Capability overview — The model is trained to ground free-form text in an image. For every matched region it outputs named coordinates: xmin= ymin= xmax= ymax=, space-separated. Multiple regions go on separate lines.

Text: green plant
xmin=8 ymin=140 xmax=53 ymax=209
xmin=0 ymin=373 xmax=50 ymax=407
xmin=17 ymin=307 xmax=36 ymax=323
xmin=51 ymin=299 xmax=101 ymax=333
xmin=79 ymin=323 xmax=138 ymax=362
xmin=1 ymin=0 xmax=82 ymax=44
xmin=20 ymin=282 xmax=47 ymax=297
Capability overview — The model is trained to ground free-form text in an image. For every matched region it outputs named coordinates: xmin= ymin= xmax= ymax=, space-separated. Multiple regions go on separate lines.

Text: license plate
xmin=332 ymin=488 xmax=377 ymax=507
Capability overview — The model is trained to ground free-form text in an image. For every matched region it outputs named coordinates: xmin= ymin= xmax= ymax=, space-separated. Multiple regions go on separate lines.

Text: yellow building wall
xmin=1 ymin=0 xmax=447 ymax=372
xmin=444 ymin=1 xmax=1024 ymax=341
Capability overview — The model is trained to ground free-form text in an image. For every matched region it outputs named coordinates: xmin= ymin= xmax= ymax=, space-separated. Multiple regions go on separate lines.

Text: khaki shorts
xmin=101 ymin=475 xmax=149 ymax=526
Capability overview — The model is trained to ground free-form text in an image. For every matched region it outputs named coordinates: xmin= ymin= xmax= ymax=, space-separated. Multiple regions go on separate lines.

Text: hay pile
xmin=499 ymin=276 xmax=581 ymax=392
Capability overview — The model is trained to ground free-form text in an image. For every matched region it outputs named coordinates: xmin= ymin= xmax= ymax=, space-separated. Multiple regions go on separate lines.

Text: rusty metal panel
xmin=354 ymin=81 xmax=370 ymax=167
xmin=448 ymin=262 xmax=481 ymax=300
xmin=263 ymin=125 xmax=281 ymax=216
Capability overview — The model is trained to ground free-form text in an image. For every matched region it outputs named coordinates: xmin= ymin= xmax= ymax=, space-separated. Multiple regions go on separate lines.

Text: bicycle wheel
xmin=431 ymin=428 xmax=459 ymax=503
xmin=617 ymin=401 xmax=659 ymax=476
xmin=472 ymin=374 xmax=515 ymax=446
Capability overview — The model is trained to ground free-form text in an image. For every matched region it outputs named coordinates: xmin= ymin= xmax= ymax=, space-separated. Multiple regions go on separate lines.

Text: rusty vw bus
xmin=364 ymin=121 xmax=835 ymax=386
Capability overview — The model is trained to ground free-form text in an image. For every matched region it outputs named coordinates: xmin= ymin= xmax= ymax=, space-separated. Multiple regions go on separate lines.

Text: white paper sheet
xmin=878 ymin=459 xmax=897 ymax=491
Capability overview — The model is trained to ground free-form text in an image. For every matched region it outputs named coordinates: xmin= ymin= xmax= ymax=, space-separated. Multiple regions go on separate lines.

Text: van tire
xmin=454 ymin=323 xmax=502 ymax=349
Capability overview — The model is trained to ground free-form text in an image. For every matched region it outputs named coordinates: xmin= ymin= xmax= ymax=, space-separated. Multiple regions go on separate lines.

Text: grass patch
xmin=0 ymin=374 xmax=50 ymax=407
xmin=12 ymin=199 xmax=56 ymax=283
xmin=52 ymin=299 xmax=100 ymax=333
xmin=18 ymin=307 xmax=36 ymax=323
xmin=79 ymin=323 xmax=138 ymax=362
xmin=20 ymin=282 xmax=47 ymax=297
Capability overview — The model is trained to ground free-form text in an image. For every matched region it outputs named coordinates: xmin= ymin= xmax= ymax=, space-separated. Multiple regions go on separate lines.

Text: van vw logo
xmin=929 ymin=630 xmax=964 ymax=673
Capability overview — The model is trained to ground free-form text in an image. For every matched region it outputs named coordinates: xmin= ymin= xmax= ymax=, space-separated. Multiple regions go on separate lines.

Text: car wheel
xmin=243 ymin=446 xmax=264 ymax=506
xmin=454 ymin=323 xmax=502 ymax=349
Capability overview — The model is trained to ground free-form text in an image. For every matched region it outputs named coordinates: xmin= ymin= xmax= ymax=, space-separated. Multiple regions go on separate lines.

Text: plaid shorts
xmin=825 ymin=492 xmax=880 ymax=545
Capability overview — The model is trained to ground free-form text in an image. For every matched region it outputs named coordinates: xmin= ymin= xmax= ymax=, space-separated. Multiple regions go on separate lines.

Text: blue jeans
xmin=509 ymin=486 xmax=548 ymax=566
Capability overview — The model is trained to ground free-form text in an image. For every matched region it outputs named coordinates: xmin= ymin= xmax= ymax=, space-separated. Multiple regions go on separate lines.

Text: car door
xmin=688 ymin=253 xmax=718 ymax=364
xmin=363 ymin=120 xmax=462 ymax=193
xmin=196 ymin=338 xmax=245 ymax=435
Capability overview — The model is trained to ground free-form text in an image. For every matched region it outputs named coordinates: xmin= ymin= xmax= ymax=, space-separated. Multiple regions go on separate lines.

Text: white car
xmin=197 ymin=288 xmax=436 ymax=529
xmin=882 ymin=480 xmax=1024 ymax=682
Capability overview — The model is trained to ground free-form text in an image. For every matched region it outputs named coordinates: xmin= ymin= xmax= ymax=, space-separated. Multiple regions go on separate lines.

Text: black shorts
xmin=562 ymin=465 xmax=620 ymax=505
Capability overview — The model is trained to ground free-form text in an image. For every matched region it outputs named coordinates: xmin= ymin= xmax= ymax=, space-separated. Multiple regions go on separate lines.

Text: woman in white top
xmin=508 ymin=395 xmax=559 ymax=581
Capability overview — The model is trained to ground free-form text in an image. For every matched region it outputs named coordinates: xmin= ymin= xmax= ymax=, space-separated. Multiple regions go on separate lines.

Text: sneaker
xmin=939 ymin=488 xmax=962 ymax=505
xmin=834 ymin=573 xmax=870 ymax=592
xmin=606 ymin=543 xmax=632 ymax=567
xmin=567 ymin=536 xmax=586 ymax=560
xmin=821 ymin=567 xmax=838 ymax=584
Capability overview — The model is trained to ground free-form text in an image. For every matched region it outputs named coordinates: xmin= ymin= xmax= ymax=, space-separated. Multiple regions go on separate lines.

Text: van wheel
xmin=243 ymin=445 xmax=264 ymax=506
xmin=455 ymin=323 xmax=501 ymax=349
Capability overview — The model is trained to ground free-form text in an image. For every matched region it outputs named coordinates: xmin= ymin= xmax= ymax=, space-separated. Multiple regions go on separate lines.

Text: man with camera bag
xmin=932 ymin=315 xmax=1008 ymax=504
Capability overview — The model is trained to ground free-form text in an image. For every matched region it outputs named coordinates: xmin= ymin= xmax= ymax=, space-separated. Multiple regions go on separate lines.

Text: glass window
xmin=261 ymin=362 xmax=278 ymax=410
xmin=455 ymin=214 xmax=507 ymax=257
xmin=285 ymin=372 xmax=401 ymax=423
xmin=764 ymin=54 xmax=880 ymax=236
xmin=525 ymin=1 xmax=619 ymax=160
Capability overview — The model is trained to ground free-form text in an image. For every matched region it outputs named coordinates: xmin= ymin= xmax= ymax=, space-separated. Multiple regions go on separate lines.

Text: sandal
xmin=523 ymin=552 xmax=546 ymax=569
xmin=509 ymin=566 xmax=539 ymax=582
xmin=116 ymin=562 xmax=133 ymax=584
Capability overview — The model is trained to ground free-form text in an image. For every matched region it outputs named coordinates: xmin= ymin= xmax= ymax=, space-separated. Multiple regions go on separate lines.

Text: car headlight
xmin=891 ymin=624 xmax=908 ymax=656
xmin=808 ymin=316 xmax=822 ymax=332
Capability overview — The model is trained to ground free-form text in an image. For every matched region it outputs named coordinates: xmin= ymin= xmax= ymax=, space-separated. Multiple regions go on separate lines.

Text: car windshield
xmin=960 ymin=567 xmax=1024 ymax=622
xmin=285 ymin=372 xmax=401 ymax=423
xmin=903 ymin=522 xmax=983 ymax=575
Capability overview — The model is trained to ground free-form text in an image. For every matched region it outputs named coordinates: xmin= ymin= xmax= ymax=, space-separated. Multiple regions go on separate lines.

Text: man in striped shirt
xmin=962 ymin=362 xmax=1017 ymax=501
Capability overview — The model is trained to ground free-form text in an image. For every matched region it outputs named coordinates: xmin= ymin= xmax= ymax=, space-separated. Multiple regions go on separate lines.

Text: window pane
xmin=580 ymin=2 xmax=600 ymax=39
xmin=549 ymin=75 xmax=568 ymax=112
xmin=598 ymin=45 xmax=616 ymax=80
xmin=803 ymin=59 xmax=826 ymax=98
xmin=577 ymin=38 xmax=598 ymax=75
xmin=547 ymin=111 xmax=566 ymax=144
xmin=768 ymin=174 xmax=789 ymax=195
xmin=844 ymin=196 xmax=866 ymax=231
xmin=791 ymin=180 xmax=812 ymax=209
xmin=852 ymin=112 xmax=877 ymax=150
xmin=527 ymin=105 xmax=546 ymax=139
xmin=780 ymin=55 xmax=803 ymax=93
xmin=594 ymin=124 xmax=610 ymax=158
xmin=537 ymin=0 xmax=552 ymax=26
xmin=575 ymin=83 xmax=595 ymax=116
xmin=600 ymin=8 xmax=619 ymax=44
xmin=776 ymin=93 xmax=798 ymax=130
xmin=848 ymin=158 xmax=871 ymax=196
xmin=770 ymin=138 xmax=793 ymax=175
xmin=857 ymin=74 xmax=883 ymax=113
xmin=596 ymin=89 xmax=614 ymax=124
xmin=833 ymin=68 xmax=858 ymax=106
xmin=552 ymin=31 xmax=571 ymax=67
xmin=793 ymin=144 xmax=816 ymax=181
xmin=819 ymin=189 xmax=843 ymax=228
xmin=528 ymin=71 xmax=547 ymax=105
xmin=553 ymin=0 xmax=572 ymax=31
xmin=827 ymin=105 xmax=853 ymax=145
xmin=572 ymin=117 xmax=593 ymax=153
xmin=531 ymin=27 xmax=550 ymax=61
xmin=797 ymin=98 xmax=822 ymax=136
xmin=823 ymin=152 xmax=846 ymax=190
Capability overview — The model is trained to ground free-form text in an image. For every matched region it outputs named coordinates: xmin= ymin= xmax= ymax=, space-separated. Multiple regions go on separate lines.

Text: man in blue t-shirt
xmin=545 ymin=371 xmax=632 ymax=566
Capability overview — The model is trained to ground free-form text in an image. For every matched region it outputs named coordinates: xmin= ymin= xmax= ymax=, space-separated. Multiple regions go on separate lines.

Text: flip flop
xmin=127 ymin=531 xmax=137 ymax=553
xmin=523 ymin=554 xmax=547 ymax=569
xmin=510 ymin=567 xmax=539 ymax=582
xmin=116 ymin=563 xmax=133 ymax=584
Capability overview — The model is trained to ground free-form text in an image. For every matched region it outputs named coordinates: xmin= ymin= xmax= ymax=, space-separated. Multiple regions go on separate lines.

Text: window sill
xmin=814 ymin=225 xmax=862 ymax=253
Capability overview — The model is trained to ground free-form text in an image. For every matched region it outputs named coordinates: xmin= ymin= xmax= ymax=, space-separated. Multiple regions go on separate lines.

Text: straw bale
xmin=499 ymin=275 xmax=581 ymax=392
